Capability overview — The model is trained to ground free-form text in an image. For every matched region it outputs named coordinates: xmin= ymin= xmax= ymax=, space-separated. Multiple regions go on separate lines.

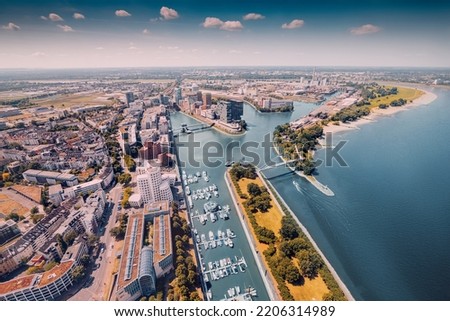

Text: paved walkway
xmin=224 ymin=171 xmax=279 ymax=301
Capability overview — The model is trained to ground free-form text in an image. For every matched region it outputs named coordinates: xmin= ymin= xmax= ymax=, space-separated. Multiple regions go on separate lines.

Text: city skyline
xmin=0 ymin=0 xmax=450 ymax=68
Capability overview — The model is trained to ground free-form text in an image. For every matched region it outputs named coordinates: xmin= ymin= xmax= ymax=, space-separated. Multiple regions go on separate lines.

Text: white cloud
xmin=129 ymin=46 xmax=138 ymax=50
xmin=49 ymin=13 xmax=64 ymax=22
xmin=253 ymin=51 xmax=262 ymax=55
xmin=40 ymin=15 xmax=48 ymax=21
xmin=350 ymin=24 xmax=381 ymax=35
xmin=95 ymin=47 xmax=104 ymax=50
xmin=57 ymin=24 xmax=74 ymax=32
xmin=160 ymin=6 xmax=179 ymax=20
xmin=115 ymin=10 xmax=131 ymax=17
xmin=229 ymin=49 xmax=241 ymax=54
xmin=202 ymin=17 xmax=223 ymax=28
xmin=220 ymin=21 xmax=243 ymax=31
xmin=2 ymin=22 xmax=21 ymax=31
xmin=243 ymin=13 xmax=265 ymax=21
xmin=167 ymin=46 xmax=179 ymax=50
xmin=73 ymin=13 xmax=85 ymax=20
xmin=142 ymin=28 xmax=150 ymax=34
xmin=31 ymin=51 xmax=46 ymax=57
xmin=281 ymin=19 xmax=304 ymax=29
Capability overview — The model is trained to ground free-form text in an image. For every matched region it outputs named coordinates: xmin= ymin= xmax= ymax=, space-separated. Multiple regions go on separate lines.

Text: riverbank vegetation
xmin=229 ymin=164 xmax=345 ymax=300
xmin=273 ymin=124 xmax=323 ymax=175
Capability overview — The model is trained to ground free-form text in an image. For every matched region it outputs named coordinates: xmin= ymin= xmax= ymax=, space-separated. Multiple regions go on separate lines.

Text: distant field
xmin=0 ymin=91 xmax=29 ymax=101
xmin=0 ymin=194 xmax=30 ymax=216
xmin=31 ymin=92 xmax=115 ymax=109
xmin=368 ymin=86 xmax=424 ymax=108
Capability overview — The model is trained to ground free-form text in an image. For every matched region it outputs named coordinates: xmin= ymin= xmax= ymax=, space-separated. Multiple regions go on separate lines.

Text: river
xmin=171 ymin=86 xmax=450 ymax=300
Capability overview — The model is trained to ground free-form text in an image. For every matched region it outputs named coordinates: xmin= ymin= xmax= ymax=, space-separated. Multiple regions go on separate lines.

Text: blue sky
xmin=0 ymin=0 xmax=449 ymax=68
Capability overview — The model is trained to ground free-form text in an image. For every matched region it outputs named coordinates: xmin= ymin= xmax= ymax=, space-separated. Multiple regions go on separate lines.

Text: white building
xmin=64 ymin=179 xmax=103 ymax=199
xmin=48 ymin=184 xmax=64 ymax=206
xmin=129 ymin=194 xmax=143 ymax=208
xmin=136 ymin=166 xmax=172 ymax=204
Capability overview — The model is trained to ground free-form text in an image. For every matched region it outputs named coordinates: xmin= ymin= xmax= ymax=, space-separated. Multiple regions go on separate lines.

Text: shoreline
xmin=224 ymin=171 xmax=278 ymax=300
xmin=177 ymin=110 xmax=247 ymax=137
xmin=319 ymin=86 xmax=437 ymax=138
xmin=259 ymin=171 xmax=355 ymax=301
xmin=272 ymin=145 xmax=335 ymax=197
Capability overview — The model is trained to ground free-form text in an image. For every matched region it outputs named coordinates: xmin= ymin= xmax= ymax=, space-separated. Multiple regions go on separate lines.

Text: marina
xmin=179 ymin=166 xmax=265 ymax=301
xmin=201 ymin=256 xmax=248 ymax=282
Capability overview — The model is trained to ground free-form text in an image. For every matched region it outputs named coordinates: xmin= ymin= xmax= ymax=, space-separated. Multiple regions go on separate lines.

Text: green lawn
xmin=368 ymin=86 xmax=424 ymax=108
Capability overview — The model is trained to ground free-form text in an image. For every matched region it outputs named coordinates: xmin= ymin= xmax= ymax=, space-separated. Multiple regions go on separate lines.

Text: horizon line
xmin=1 ymin=65 xmax=450 ymax=71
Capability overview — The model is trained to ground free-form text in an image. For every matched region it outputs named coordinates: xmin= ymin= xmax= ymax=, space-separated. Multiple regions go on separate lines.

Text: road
xmin=68 ymin=183 xmax=123 ymax=301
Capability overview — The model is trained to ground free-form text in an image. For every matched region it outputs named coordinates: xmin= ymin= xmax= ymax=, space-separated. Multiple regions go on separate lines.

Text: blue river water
xmin=172 ymin=86 xmax=450 ymax=300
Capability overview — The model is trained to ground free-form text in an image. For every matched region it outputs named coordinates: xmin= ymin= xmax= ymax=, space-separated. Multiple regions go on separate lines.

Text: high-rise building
xmin=202 ymin=92 xmax=212 ymax=108
xmin=173 ymin=87 xmax=182 ymax=105
xmin=196 ymin=91 xmax=203 ymax=102
xmin=136 ymin=166 xmax=172 ymax=204
xmin=218 ymin=99 xmax=244 ymax=123
xmin=125 ymin=92 xmax=134 ymax=107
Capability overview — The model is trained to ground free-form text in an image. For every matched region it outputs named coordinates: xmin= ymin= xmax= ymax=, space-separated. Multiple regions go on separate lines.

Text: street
xmin=68 ymin=183 xmax=123 ymax=301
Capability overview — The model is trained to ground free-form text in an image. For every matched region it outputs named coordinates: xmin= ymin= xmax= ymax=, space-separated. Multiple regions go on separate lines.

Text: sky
xmin=0 ymin=0 xmax=449 ymax=68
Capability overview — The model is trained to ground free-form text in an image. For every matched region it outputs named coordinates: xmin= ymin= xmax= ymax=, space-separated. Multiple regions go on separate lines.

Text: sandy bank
xmin=320 ymin=87 xmax=437 ymax=138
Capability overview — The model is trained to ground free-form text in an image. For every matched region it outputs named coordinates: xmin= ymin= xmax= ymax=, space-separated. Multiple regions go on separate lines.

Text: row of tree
xmin=263 ymin=183 xmax=347 ymax=301
xmin=167 ymin=204 xmax=201 ymax=301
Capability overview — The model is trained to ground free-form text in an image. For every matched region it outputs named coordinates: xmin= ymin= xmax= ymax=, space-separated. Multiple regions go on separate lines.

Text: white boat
xmin=227 ymin=287 xmax=236 ymax=297
xmin=210 ymin=240 xmax=216 ymax=248
xmin=204 ymin=273 xmax=209 ymax=283
xmin=201 ymin=234 xmax=206 ymax=242
xmin=196 ymin=171 xmax=201 ymax=177
xmin=209 ymin=212 xmax=217 ymax=222
xmin=209 ymin=231 xmax=214 ymax=241
xmin=186 ymin=186 xmax=191 ymax=195
xmin=217 ymin=239 xmax=223 ymax=247
xmin=199 ymin=215 xmax=206 ymax=225
xmin=207 ymin=289 xmax=212 ymax=300
xmin=217 ymin=230 xmax=222 ymax=238
xmin=226 ymin=229 xmax=236 ymax=238
xmin=214 ymin=191 xmax=219 ymax=197
xmin=228 ymin=239 xmax=234 ymax=248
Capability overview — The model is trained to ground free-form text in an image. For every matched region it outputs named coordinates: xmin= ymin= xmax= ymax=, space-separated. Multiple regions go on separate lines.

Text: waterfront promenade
xmin=224 ymin=171 xmax=279 ymax=301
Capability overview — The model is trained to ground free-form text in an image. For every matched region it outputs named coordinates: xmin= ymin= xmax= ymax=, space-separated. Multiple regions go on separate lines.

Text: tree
xmin=63 ymin=230 xmax=78 ymax=246
xmin=189 ymin=292 xmax=201 ymax=301
xmin=30 ymin=206 xmax=39 ymax=215
xmin=285 ymin=265 xmax=303 ymax=284
xmin=71 ymin=266 xmax=86 ymax=283
xmin=80 ymin=254 xmax=91 ymax=267
xmin=247 ymin=183 xmax=261 ymax=197
xmin=280 ymin=216 xmax=300 ymax=240
xmin=6 ymin=212 xmax=20 ymax=222
xmin=187 ymin=270 xmax=197 ymax=285
xmin=2 ymin=172 xmax=10 ymax=182
xmin=87 ymin=234 xmax=99 ymax=247
xmin=297 ymin=250 xmax=323 ymax=279
xmin=110 ymin=226 xmax=125 ymax=239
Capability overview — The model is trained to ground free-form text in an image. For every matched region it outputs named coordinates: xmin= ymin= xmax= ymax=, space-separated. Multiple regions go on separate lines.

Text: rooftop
xmin=0 ymin=275 xmax=37 ymax=295
xmin=117 ymin=213 xmax=144 ymax=290
xmin=153 ymin=214 xmax=172 ymax=264
xmin=38 ymin=260 xmax=74 ymax=287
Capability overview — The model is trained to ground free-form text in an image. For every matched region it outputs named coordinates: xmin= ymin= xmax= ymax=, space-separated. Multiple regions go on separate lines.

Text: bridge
xmin=172 ymin=123 xmax=215 ymax=136
xmin=257 ymin=159 xmax=299 ymax=179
